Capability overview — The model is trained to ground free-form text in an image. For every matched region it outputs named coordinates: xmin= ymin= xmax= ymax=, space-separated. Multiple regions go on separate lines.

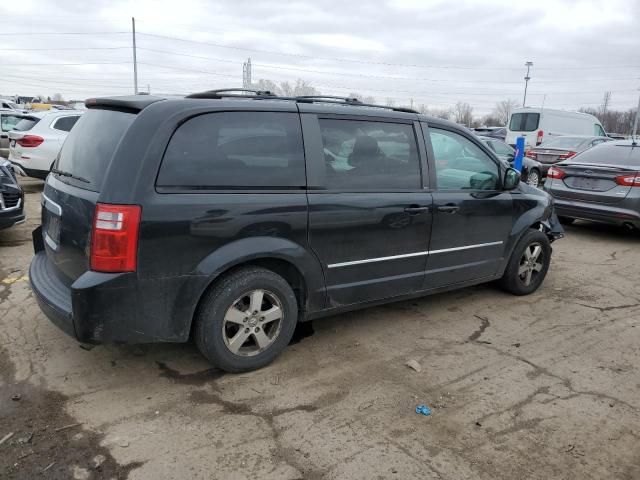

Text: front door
xmin=303 ymin=114 xmax=432 ymax=307
xmin=423 ymin=125 xmax=513 ymax=289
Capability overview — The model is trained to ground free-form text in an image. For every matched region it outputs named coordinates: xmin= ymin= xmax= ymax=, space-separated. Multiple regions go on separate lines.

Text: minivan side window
xmin=318 ymin=119 xmax=421 ymax=189
xmin=594 ymin=124 xmax=606 ymax=137
xmin=509 ymin=113 xmax=540 ymax=132
xmin=157 ymin=112 xmax=305 ymax=189
xmin=429 ymin=128 xmax=500 ymax=190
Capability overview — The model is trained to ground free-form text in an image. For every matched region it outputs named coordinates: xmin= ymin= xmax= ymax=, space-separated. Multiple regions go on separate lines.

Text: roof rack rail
xmin=186 ymin=88 xmax=275 ymax=99
xmin=295 ymin=95 xmax=361 ymax=104
xmin=293 ymin=96 xmax=418 ymax=114
xmin=185 ymin=88 xmax=419 ymax=114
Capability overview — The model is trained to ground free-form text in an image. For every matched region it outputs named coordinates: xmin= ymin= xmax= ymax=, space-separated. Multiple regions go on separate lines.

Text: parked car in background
xmin=29 ymin=91 xmax=562 ymax=373
xmin=506 ymin=107 xmax=606 ymax=149
xmin=0 ymin=110 xmax=28 ymax=158
xmin=0 ymin=159 xmax=25 ymax=229
xmin=8 ymin=110 xmax=83 ymax=179
xmin=607 ymin=133 xmax=627 ymax=140
xmin=478 ymin=136 xmax=542 ymax=187
xmin=544 ymin=140 xmax=640 ymax=229
xmin=525 ymin=135 xmax=610 ymax=178
xmin=474 ymin=126 xmax=507 ymax=140
xmin=0 ymin=100 xmax=20 ymax=111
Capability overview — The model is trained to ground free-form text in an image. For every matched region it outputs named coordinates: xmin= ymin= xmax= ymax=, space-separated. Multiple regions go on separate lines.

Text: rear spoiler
xmin=85 ymin=95 xmax=166 ymax=113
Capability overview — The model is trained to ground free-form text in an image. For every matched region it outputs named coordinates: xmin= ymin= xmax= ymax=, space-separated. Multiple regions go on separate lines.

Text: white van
xmin=505 ymin=107 xmax=606 ymax=149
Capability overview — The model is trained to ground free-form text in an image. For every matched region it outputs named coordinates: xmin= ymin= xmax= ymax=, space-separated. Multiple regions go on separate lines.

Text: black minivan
xmin=30 ymin=90 xmax=563 ymax=372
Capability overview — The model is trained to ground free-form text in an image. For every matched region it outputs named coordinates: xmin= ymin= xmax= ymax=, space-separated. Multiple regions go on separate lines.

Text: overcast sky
xmin=1 ymin=0 xmax=638 ymax=115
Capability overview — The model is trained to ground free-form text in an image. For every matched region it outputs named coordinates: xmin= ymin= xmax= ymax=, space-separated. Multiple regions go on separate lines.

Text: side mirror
xmin=503 ymin=167 xmax=520 ymax=190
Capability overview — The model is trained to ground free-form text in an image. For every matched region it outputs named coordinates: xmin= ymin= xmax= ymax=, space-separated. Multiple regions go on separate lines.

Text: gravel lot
xmin=1 ymin=178 xmax=639 ymax=480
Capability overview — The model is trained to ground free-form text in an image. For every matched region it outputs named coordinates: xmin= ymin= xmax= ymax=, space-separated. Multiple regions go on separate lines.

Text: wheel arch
xmin=183 ymin=237 xmax=326 ymax=339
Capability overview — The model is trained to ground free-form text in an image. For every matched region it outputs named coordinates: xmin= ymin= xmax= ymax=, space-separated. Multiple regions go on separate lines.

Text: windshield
xmin=55 ymin=109 xmax=135 ymax=191
xmin=541 ymin=137 xmax=586 ymax=149
xmin=509 ymin=113 xmax=540 ymax=132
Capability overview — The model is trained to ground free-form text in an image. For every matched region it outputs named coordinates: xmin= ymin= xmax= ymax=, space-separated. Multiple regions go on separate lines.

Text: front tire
xmin=499 ymin=229 xmax=551 ymax=295
xmin=194 ymin=267 xmax=298 ymax=372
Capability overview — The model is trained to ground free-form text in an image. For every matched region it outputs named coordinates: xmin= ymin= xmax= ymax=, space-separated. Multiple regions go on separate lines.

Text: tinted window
xmin=12 ymin=116 xmax=40 ymax=132
xmin=509 ymin=113 xmax=540 ymax=132
xmin=569 ymin=143 xmax=640 ymax=167
xmin=430 ymin=128 xmax=500 ymax=190
xmin=56 ymin=109 xmax=135 ymax=191
xmin=157 ymin=112 xmax=305 ymax=188
xmin=319 ymin=119 xmax=420 ymax=190
xmin=52 ymin=115 xmax=80 ymax=132
xmin=0 ymin=114 xmax=23 ymax=132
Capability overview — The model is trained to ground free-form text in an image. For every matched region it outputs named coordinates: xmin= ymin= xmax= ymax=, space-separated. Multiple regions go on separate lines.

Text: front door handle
xmin=0 ymin=134 xmax=8 ymax=139
xmin=404 ymin=205 xmax=430 ymax=215
xmin=436 ymin=204 xmax=460 ymax=214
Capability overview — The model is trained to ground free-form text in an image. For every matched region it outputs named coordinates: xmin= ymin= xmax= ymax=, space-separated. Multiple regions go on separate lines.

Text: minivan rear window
xmin=12 ymin=116 xmax=40 ymax=132
xmin=157 ymin=112 xmax=305 ymax=189
xmin=509 ymin=113 xmax=540 ymax=132
xmin=55 ymin=109 xmax=135 ymax=191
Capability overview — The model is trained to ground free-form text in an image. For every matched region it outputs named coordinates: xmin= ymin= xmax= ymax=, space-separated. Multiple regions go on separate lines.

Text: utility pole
xmin=132 ymin=17 xmax=138 ymax=95
xmin=242 ymin=58 xmax=252 ymax=89
xmin=632 ymin=89 xmax=640 ymax=139
xmin=523 ymin=61 xmax=533 ymax=107
xmin=601 ymin=91 xmax=611 ymax=116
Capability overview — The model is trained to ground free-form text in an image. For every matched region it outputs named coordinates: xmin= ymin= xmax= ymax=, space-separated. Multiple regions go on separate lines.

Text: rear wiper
xmin=51 ymin=168 xmax=90 ymax=183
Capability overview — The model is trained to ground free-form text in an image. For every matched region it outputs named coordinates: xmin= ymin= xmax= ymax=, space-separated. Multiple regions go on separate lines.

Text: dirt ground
xmin=1 ymin=178 xmax=639 ymax=480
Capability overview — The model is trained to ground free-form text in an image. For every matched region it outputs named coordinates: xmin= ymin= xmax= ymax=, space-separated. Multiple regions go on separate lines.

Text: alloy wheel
xmin=222 ymin=289 xmax=284 ymax=356
xmin=518 ymin=242 xmax=544 ymax=286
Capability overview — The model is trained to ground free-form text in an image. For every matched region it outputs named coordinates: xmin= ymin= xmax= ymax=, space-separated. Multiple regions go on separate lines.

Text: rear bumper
xmin=553 ymin=197 xmax=640 ymax=227
xmin=9 ymin=161 xmax=48 ymax=180
xmin=29 ymin=246 xmax=202 ymax=344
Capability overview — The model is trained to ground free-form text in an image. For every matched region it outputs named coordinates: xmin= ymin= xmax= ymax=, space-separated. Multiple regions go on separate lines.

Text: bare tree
xmin=454 ymin=102 xmax=473 ymax=126
xmin=493 ymin=99 xmax=519 ymax=125
xmin=254 ymin=78 xmax=320 ymax=97
xmin=348 ymin=92 xmax=377 ymax=104
xmin=52 ymin=93 xmax=64 ymax=102
xmin=253 ymin=79 xmax=278 ymax=94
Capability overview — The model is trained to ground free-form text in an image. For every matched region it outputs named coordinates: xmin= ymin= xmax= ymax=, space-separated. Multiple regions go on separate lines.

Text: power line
xmin=137 ymin=32 xmax=640 ymax=72
xmin=0 ymin=31 xmax=128 ymax=36
xmin=1 ymin=61 xmax=131 ymax=66
xmin=135 ymin=47 xmax=638 ymax=85
xmin=0 ymin=47 xmax=129 ymax=51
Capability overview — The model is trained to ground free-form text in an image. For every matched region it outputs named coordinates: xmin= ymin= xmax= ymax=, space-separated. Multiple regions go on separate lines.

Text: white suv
xmin=9 ymin=110 xmax=83 ymax=179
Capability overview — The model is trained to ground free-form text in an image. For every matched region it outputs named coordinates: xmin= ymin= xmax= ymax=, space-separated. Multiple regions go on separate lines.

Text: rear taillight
xmin=525 ymin=151 xmax=537 ymax=160
xmin=536 ymin=130 xmax=544 ymax=146
xmin=90 ymin=203 xmax=141 ymax=273
xmin=615 ymin=172 xmax=640 ymax=187
xmin=558 ymin=151 xmax=577 ymax=160
xmin=16 ymin=135 xmax=44 ymax=148
xmin=547 ymin=167 xmax=566 ymax=179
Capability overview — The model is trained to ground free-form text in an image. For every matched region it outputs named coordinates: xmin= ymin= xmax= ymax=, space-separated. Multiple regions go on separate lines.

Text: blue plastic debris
xmin=415 ymin=404 xmax=431 ymax=416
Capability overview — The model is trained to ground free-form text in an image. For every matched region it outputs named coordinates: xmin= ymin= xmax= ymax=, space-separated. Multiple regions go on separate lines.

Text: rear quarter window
xmin=157 ymin=112 xmax=305 ymax=189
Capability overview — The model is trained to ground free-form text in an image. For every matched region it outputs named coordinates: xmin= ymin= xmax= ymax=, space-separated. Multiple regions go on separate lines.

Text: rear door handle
xmin=436 ymin=204 xmax=460 ymax=214
xmin=404 ymin=205 xmax=430 ymax=215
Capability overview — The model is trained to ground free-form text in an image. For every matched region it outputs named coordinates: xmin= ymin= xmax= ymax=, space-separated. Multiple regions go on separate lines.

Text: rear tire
xmin=499 ymin=229 xmax=551 ymax=296
xmin=194 ymin=267 xmax=298 ymax=372
xmin=558 ymin=216 xmax=575 ymax=225
xmin=526 ymin=169 xmax=541 ymax=188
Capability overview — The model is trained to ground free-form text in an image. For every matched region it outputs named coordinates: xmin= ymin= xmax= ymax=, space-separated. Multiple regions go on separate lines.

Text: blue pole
xmin=514 ymin=136 xmax=525 ymax=172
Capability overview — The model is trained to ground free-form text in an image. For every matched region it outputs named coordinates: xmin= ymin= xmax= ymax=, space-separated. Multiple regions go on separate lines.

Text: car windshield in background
xmin=12 ymin=116 xmax=40 ymax=131
xmin=509 ymin=113 xmax=540 ymax=132
xmin=55 ymin=109 xmax=135 ymax=192
xmin=541 ymin=137 xmax=586 ymax=149
xmin=568 ymin=143 xmax=640 ymax=166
